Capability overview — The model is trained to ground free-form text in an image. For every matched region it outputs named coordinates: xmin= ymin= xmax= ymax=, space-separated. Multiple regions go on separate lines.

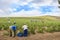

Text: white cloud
xmin=0 ymin=9 xmax=8 ymax=17
xmin=8 ymin=10 xmax=41 ymax=17
xmin=0 ymin=0 xmax=60 ymax=17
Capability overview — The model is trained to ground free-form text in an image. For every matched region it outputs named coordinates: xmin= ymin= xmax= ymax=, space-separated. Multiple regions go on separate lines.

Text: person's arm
xmin=9 ymin=26 xmax=11 ymax=29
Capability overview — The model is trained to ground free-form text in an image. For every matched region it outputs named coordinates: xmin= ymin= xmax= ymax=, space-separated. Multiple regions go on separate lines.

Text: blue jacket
xmin=11 ymin=25 xmax=16 ymax=30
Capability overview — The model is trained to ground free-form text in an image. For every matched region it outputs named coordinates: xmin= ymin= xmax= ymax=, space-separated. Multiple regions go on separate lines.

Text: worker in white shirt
xmin=22 ymin=24 xmax=28 ymax=36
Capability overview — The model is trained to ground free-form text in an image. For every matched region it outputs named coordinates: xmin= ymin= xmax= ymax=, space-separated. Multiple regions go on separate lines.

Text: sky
xmin=0 ymin=0 xmax=60 ymax=17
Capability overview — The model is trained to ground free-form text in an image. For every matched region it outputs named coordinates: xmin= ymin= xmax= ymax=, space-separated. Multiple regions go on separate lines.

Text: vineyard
xmin=0 ymin=16 xmax=60 ymax=35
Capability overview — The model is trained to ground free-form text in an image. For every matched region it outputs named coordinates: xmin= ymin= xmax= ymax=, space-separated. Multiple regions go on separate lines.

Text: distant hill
xmin=32 ymin=15 xmax=60 ymax=21
xmin=0 ymin=15 xmax=60 ymax=21
xmin=43 ymin=15 xmax=60 ymax=19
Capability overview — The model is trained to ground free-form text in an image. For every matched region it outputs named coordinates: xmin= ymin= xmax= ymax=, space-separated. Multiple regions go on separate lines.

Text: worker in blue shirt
xmin=9 ymin=22 xmax=17 ymax=37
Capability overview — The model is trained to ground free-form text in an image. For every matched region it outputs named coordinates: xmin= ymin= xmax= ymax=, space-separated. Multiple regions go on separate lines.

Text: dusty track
xmin=0 ymin=30 xmax=60 ymax=40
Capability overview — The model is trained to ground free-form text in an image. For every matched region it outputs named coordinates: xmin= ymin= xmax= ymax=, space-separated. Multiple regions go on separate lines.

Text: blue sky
xmin=0 ymin=0 xmax=60 ymax=17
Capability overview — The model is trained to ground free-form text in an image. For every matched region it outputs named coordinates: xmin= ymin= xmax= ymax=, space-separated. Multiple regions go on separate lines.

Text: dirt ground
xmin=0 ymin=30 xmax=60 ymax=40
